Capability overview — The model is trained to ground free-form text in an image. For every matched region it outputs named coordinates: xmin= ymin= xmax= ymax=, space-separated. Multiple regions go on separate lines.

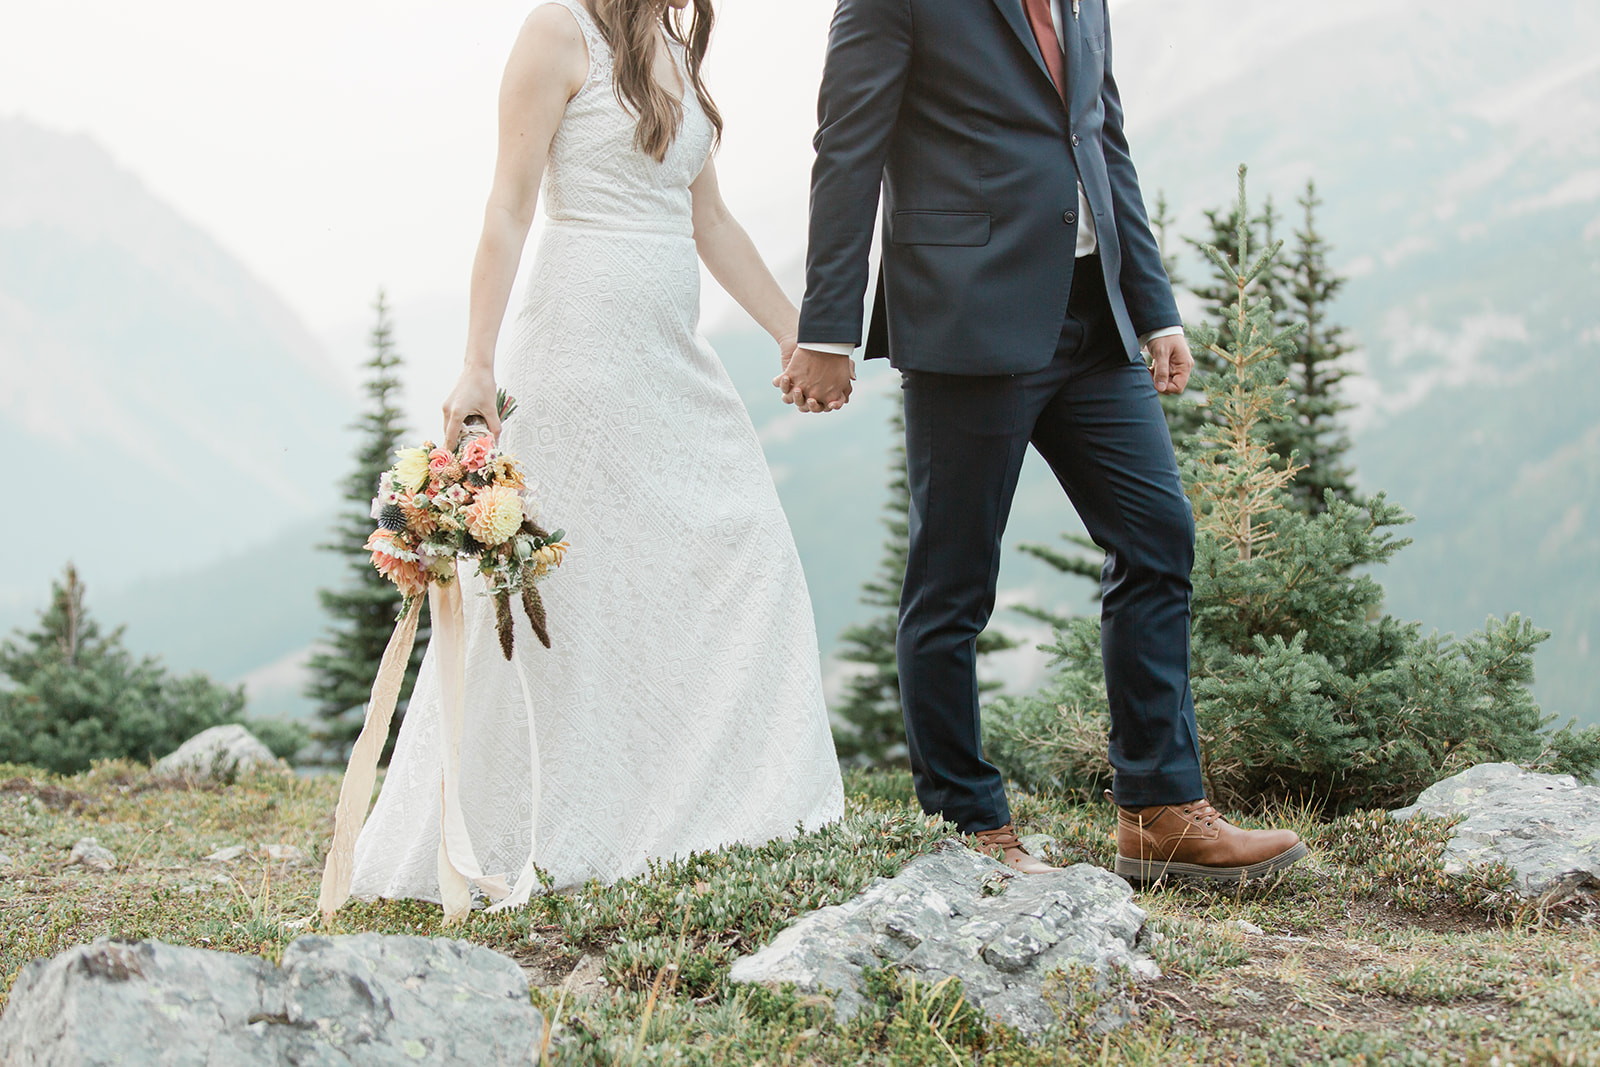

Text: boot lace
xmin=1179 ymin=800 xmax=1222 ymax=828
xmin=972 ymin=824 xmax=1022 ymax=852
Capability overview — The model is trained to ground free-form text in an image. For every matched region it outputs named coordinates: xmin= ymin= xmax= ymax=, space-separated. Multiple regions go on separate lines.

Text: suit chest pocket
xmin=890 ymin=211 xmax=992 ymax=247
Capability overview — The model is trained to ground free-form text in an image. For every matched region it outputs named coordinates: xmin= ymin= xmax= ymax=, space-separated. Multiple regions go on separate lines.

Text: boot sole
xmin=1114 ymin=840 xmax=1309 ymax=885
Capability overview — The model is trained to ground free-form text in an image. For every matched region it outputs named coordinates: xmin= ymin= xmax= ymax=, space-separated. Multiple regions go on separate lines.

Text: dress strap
xmin=542 ymin=0 xmax=612 ymax=87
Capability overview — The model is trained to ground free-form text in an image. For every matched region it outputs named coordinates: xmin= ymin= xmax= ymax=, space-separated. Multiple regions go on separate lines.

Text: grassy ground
xmin=1 ymin=761 xmax=1597 ymax=1064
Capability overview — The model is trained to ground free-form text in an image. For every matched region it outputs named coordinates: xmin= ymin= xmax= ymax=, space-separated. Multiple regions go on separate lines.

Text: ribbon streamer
xmin=319 ymin=566 xmax=545 ymax=924
xmin=318 ymin=596 xmax=424 ymax=921
xmin=432 ymin=575 xmax=513 ymax=921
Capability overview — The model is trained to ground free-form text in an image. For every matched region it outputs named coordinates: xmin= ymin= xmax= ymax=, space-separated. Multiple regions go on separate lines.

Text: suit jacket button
xmin=1072 ymin=134 xmax=1081 ymax=146
xmin=1063 ymin=210 xmax=1078 ymax=224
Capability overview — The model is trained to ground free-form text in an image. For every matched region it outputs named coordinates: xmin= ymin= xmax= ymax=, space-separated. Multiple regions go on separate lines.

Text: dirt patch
xmin=514 ymin=939 xmax=609 ymax=998
xmin=1 ymin=777 xmax=92 ymax=813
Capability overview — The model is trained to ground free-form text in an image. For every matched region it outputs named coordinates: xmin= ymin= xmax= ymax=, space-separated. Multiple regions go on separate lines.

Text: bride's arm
xmin=690 ymin=158 xmax=807 ymax=364
xmin=442 ymin=6 xmax=588 ymax=448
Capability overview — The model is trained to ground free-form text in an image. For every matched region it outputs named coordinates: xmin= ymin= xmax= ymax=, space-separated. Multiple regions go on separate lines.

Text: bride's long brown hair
xmin=591 ymin=0 xmax=723 ymax=162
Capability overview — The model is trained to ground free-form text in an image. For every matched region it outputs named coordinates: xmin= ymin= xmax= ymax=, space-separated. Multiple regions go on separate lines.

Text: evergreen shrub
xmin=0 ymin=566 xmax=307 ymax=774
xmin=985 ymin=169 xmax=1600 ymax=811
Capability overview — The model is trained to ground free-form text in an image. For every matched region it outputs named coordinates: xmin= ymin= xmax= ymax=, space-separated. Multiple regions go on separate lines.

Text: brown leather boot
xmin=1112 ymin=797 xmax=1306 ymax=884
xmin=971 ymin=823 xmax=1056 ymax=874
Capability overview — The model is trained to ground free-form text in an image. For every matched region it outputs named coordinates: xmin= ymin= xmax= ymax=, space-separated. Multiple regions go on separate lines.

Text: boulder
xmin=0 ymin=934 xmax=543 ymax=1065
xmin=728 ymin=842 xmax=1156 ymax=1037
xmin=1392 ymin=762 xmax=1600 ymax=900
xmin=205 ymin=845 xmax=250 ymax=863
xmin=153 ymin=725 xmax=284 ymax=782
xmin=263 ymin=843 xmax=309 ymax=866
xmin=67 ymin=838 xmax=116 ymax=872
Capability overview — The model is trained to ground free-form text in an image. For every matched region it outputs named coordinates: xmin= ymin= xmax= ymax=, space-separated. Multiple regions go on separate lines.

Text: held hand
xmin=441 ymin=366 xmax=502 ymax=449
xmin=773 ymin=347 xmax=855 ymax=413
xmin=1146 ymin=334 xmax=1194 ymax=396
xmin=776 ymin=330 xmax=799 ymax=380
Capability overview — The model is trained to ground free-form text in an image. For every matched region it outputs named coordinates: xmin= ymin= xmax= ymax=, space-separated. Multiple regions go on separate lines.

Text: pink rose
xmin=428 ymin=448 xmax=453 ymax=472
xmin=461 ymin=436 xmax=494 ymax=472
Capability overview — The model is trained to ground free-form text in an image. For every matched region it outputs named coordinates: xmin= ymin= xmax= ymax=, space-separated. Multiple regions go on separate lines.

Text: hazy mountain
xmin=1114 ymin=0 xmax=1600 ymax=727
xmin=5 ymin=0 xmax=1596 ymax=732
xmin=0 ymin=118 xmax=354 ymax=624
xmin=708 ymin=0 xmax=1600 ymax=726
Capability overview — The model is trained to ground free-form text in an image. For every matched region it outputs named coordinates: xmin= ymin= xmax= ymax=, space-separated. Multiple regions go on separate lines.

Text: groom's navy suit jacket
xmin=799 ymin=0 xmax=1179 ymax=374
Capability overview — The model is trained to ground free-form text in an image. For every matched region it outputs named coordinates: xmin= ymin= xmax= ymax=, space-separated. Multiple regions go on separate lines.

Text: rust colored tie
xmin=1022 ymin=0 xmax=1066 ymax=105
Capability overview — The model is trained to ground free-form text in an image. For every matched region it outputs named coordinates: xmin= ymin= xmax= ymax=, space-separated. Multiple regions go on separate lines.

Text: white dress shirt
xmin=800 ymin=0 xmax=1182 ymax=355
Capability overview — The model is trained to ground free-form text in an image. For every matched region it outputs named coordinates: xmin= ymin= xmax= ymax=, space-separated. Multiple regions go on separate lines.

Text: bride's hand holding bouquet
xmin=441 ymin=363 xmax=503 ymax=449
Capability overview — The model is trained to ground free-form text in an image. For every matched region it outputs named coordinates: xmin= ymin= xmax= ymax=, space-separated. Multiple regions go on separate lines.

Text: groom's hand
xmin=774 ymin=348 xmax=855 ymax=413
xmin=1147 ymin=334 xmax=1194 ymax=396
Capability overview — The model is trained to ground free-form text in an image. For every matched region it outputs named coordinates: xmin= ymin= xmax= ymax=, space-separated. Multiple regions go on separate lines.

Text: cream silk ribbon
xmin=317 ymin=595 xmax=423 ymax=920
xmin=319 ymin=567 xmax=544 ymax=924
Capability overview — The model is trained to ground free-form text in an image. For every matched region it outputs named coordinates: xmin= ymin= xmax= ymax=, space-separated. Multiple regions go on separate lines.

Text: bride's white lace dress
xmin=349 ymin=0 xmax=844 ymax=901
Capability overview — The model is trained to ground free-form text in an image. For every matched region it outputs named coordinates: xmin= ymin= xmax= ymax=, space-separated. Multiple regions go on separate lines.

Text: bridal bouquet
xmin=364 ymin=392 xmax=568 ymax=658
xmin=321 ymin=395 xmax=568 ymax=924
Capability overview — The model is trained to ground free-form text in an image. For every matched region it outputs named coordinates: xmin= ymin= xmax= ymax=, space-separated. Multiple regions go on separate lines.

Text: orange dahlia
xmin=400 ymin=494 xmax=438 ymax=536
xmin=489 ymin=454 xmax=526 ymax=488
xmin=365 ymin=530 xmax=429 ymax=597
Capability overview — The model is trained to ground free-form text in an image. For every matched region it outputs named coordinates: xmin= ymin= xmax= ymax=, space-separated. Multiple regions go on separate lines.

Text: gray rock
xmin=1017 ymin=833 xmax=1058 ymax=860
xmin=67 ymin=837 xmax=116 ymax=872
xmin=1224 ymin=919 xmax=1265 ymax=937
xmin=0 ymin=934 xmax=543 ymax=1065
xmin=153 ymin=724 xmax=284 ymax=781
xmin=263 ymin=843 xmax=308 ymax=866
xmin=729 ymin=842 xmax=1156 ymax=1037
xmin=1391 ymin=762 xmax=1600 ymax=899
xmin=206 ymin=844 xmax=250 ymax=863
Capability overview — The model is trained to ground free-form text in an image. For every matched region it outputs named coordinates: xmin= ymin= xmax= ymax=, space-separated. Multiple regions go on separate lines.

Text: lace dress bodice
xmin=541 ymin=0 xmax=714 ymax=237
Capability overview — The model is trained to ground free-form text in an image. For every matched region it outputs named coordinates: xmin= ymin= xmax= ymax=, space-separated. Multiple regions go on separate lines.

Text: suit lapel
xmin=1062 ymin=0 xmax=1084 ymax=112
xmin=990 ymin=0 xmax=1061 ymax=103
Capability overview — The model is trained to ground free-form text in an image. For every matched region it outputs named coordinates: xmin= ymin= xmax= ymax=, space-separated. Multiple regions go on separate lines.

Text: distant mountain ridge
xmin=1112 ymin=0 xmax=1600 ymax=728
xmin=4 ymin=0 xmax=1596 ymax=733
xmin=0 ymin=118 xmax=355 ymax=622
xmin=717 ymin=0 xmax=1600 ymax=727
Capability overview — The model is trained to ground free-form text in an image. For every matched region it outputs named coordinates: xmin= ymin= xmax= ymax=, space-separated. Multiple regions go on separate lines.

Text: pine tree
xmin=984 ymin=167 xmax=1600 ymax=810
xmin=306 ymin=292 xmax=428 ymax=763
xmin=1282 ymin=181 xmax=1359 ymax=513
xmin=1175 ymin=180 xmax=1361 ymax=514
xmin=0 ymin=565 xmax=249 ymax=774
xmin=833 ymin=393 xmax=1016 ymax=764
xmin=1166 ymin=194 xmax=1293 ymax=448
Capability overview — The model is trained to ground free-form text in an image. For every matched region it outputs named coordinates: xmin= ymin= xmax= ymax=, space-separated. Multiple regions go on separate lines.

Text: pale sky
xmin=9 ymin=0 xmax=1392 ymax=421
xmin=0 ymin=0 xmax=843 ymax=339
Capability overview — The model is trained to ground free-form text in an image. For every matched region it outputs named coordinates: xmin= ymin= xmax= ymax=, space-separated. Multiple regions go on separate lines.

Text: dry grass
xmin=1 ymin=760 xmax=1597 ymax=1064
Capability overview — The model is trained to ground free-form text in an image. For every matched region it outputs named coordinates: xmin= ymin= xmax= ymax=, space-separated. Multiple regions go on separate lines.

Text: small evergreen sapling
xmin=0 ymin=566 xmax=251 ymax=774
xmin=1283 ymin=181 xmax=1359 ymax=513
xmin=985 ymin=167 xmax=1600 ymax=810
xmin=306 ymin=292 xmax=429 ymax=763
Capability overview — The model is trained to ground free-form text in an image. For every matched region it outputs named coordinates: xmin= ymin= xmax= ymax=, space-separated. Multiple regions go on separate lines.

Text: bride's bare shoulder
xmin=505 ymin=4 xmax=591 ymax=96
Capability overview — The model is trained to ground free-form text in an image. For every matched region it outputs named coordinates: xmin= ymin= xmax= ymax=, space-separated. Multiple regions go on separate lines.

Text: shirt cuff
xmin=797 ymin=341 xmax=857 ymax=356
xmin=1138 ymin=325 xmax=1185 ymax=348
